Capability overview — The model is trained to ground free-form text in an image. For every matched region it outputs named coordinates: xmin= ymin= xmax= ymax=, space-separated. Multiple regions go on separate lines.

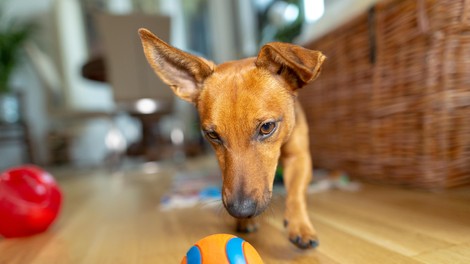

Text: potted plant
xmin=0 ymin=10 xmax=33 ymax=123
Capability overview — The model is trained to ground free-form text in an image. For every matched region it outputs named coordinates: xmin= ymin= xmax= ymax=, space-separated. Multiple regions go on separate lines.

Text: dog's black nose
xmin=226 ymin=197 xmax=258 ymax=218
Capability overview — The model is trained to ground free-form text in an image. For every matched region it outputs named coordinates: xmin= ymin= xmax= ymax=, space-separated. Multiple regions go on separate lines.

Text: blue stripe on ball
xmin=186 ymin=245 xmax=202 ymax=264
xmin=226 ymin=237 xmax=246 ymax=264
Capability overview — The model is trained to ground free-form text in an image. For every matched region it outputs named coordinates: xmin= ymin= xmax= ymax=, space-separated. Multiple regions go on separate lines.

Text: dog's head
xmin=139 ymin=29 xmax=325 ymax=218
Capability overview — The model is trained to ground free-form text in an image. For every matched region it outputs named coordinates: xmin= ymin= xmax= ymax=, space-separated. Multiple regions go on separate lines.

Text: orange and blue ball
xmin=181 ymin=234 xmax=263 ymax=264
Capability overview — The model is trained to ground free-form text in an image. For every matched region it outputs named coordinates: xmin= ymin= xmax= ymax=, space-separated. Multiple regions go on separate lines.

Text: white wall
xmin=0 ymin=0 xmax=122 ymax=169
xmin=53 ymin=0 xmax=114 ymax=111
xmin=207 ymin=0 xmax=237 ymax=63
xmin=298 ymin=0 xmax=380 ymax=44
xmin=0 ymin=0 xmax=54 ymax=168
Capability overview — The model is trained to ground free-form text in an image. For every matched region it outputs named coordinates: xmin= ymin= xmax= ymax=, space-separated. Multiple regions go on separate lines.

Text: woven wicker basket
xmin=301 ymin=0 xmax=470 ymax=188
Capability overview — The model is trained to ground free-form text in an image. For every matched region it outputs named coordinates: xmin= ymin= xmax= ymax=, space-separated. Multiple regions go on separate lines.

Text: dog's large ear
xmin=138 ymin=28 xmax=214 ymax=104
xmin=255 ymin=42 xmax=325 ymax=90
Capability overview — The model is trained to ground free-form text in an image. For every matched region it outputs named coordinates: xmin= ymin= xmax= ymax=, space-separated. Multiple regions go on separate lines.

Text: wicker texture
xmin=301 ymin=0 xmax=470 ymax=188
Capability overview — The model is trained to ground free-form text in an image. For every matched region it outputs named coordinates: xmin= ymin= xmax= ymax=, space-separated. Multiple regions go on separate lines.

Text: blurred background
xmin=0 ymin=0 xmax=329 ymax=168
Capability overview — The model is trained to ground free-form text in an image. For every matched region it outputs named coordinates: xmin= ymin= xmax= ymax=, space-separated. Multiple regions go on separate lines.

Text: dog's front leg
xmin=236 ymin=218 xmax=259 ymax=233
xmin=281 ymin=150 xmax=318 ymax=249
xmin=280 ymin=109 xmax=318 ymax=249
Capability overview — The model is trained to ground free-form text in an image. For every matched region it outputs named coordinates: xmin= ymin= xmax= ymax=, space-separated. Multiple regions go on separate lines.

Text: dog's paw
xmin=285 ymin=219 xmax=319 ymax=249
xmin=236 ymin=218 xmax=259 ymax=233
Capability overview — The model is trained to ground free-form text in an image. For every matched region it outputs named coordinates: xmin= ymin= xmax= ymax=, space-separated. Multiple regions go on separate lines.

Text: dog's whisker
xmin=269 ymin=205 xmax=276 ymax=215
xmin=215 ymin=204 xmax=225 ymax=216
xmin=201 ymin=199 xmax=222 ymax=206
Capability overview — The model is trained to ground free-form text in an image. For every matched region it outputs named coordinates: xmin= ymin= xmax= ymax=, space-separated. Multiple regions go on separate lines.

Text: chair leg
xmin=21 ymin=121 xmax=34 ymax=164
xmin=127 ymin=113 xmax=165 ymax=161
xmin=104 ymin=117 xmax=127 ymax=171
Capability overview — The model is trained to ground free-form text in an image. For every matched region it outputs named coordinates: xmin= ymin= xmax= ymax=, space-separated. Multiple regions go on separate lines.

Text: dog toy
xmin=181 ymin=234 xmax=263 ymax=264
xmin=0 ymin=165 xmax=62 ymax=238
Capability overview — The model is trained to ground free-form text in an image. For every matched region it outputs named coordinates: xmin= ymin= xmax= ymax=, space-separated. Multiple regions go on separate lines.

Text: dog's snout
xmin=226 ymin=197 xmax=258 ymax=219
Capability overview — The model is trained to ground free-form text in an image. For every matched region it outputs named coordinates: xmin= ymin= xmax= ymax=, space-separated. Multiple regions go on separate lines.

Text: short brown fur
xmin=139 ymin=28 xmax=325 ymax=249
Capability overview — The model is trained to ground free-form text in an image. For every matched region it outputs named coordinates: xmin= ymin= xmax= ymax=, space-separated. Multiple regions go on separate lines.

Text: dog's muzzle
xmin=225 ymin=196 xmax=258 ymax=218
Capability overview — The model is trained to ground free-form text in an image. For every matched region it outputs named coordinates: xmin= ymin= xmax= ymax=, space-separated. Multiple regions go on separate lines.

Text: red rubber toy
xmin=0 ymin=165 xmax=62 ymax=238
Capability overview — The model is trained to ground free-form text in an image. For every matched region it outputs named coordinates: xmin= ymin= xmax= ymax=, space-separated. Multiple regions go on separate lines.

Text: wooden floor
xmin=1 ymin=156 xmax=470 ymax=264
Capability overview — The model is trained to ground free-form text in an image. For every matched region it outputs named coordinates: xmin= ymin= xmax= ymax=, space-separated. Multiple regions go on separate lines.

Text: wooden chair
xmin=95 ymin=13 xmax=175 ymax=160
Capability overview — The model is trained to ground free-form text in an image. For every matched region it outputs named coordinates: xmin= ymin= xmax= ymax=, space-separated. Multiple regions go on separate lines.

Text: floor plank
xmin=309 ymin=197 xmax=451 ymax=256
xmin=308 ymin=187 xmax=470 ymax=244
xmin=414 ymin=243 xmax=470 ymax=264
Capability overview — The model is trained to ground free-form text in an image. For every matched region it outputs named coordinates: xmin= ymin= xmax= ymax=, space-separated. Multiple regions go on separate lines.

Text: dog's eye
xmin=259 ymin=122 xmax=276 ymax=137
xmin=205 ymin=131 xmax=221 ymax=142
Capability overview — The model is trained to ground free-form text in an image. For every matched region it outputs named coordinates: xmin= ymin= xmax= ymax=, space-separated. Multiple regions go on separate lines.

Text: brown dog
xmin=139 ymin=29 xmax=325 ymax=249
